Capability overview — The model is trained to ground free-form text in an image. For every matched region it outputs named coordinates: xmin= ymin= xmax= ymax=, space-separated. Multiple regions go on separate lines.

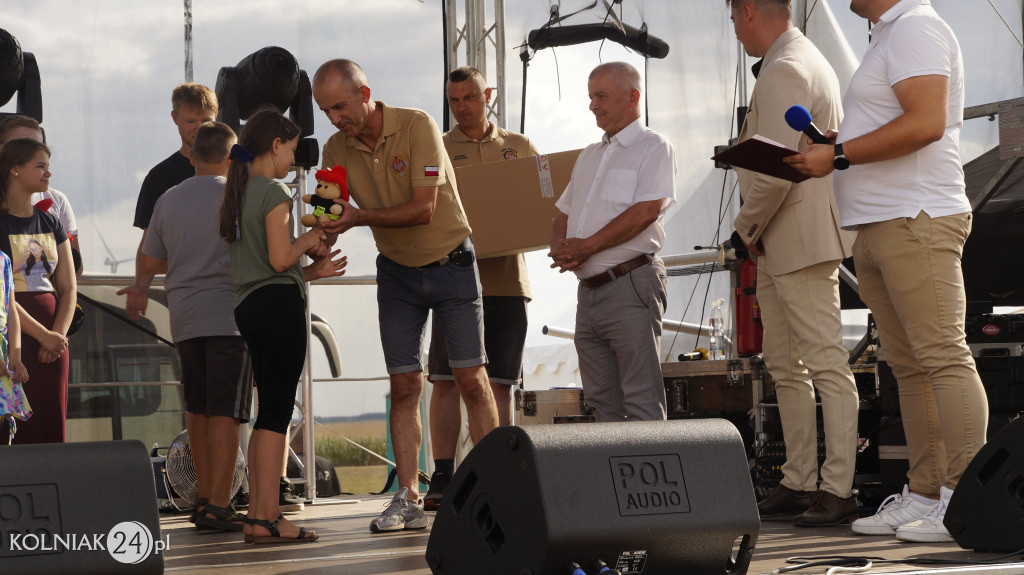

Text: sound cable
xmin=880 ymin=547 xmax=1024 ymax=566
xmin=762 ymin=555 xmax=879 ymax=574
xmin=824 ymin=562 xmax=872 ymax=575
xmin=762 ymin=547 xmax=1024 ymax=574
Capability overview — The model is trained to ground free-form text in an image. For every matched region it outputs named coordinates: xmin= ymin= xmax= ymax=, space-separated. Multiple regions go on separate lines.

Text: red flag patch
xmin=424 ymin=166 xmax=439 ymax=177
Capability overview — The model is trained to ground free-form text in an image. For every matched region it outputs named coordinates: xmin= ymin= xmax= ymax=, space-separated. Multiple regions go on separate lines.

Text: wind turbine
xmin=96 ymin=225 xmax=133 ymax=274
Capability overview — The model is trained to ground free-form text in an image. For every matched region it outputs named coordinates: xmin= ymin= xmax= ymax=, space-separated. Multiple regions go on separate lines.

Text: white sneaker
xmin=369 ymin=487 xmax=428 ymax=533
xmin=851 ymin=485 xmax=937 ymax=535
xmin=895 ymin=486 xmax=954 ymax=543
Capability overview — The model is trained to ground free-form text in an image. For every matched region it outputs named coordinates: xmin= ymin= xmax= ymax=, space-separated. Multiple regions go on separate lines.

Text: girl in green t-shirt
xmin=219 ymin=109 xmax=346 ymax=544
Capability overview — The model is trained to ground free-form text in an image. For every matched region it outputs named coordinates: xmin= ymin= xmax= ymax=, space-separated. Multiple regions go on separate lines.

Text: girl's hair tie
xmin=230 ymin=144 xmax=255 ymax=163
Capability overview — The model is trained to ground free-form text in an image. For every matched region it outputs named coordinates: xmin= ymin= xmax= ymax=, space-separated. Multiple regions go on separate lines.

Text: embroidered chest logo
xmin=390 ymin=155 xmax=410 ymax=176
xmin=502 ymin=148 xmax=518 ymax=160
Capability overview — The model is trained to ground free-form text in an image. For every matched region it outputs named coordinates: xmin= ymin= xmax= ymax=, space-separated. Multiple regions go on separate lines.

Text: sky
xmin=1 ymin=0 xmax=1022 ymax=418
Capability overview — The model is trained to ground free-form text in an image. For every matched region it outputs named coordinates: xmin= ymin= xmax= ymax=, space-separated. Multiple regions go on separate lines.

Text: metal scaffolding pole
xmin=287 ymin=168 xmax=318 ymax=502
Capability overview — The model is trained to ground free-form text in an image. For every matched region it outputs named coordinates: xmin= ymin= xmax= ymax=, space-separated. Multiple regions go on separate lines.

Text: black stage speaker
xmin=944 ymin=417 xmax=1024 ymax=552
xmin=0 ymin=440 xmax=163 ymax=574
xmin=426 ymin=419 xmax=759 ymax=575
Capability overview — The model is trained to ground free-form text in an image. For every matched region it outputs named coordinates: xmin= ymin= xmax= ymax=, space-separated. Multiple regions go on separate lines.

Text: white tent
xmin=2 ymin=0 xmax=1021 ymax=416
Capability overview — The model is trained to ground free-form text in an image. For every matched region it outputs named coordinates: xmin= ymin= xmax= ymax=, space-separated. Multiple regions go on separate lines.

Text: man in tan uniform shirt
xmin=313 ymin=59 xmax=498 ymax=533
xmin=424 ymin=67 xmax=538 ymax=510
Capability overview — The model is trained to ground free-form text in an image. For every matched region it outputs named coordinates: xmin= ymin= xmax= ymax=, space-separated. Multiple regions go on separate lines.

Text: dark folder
xmin=711 ymin=135 xmax=810 ymax=183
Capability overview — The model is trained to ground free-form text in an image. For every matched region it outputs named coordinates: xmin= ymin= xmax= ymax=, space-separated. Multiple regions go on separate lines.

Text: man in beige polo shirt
xmin=313 ymin=59 xmax=499 ymax=533
xmin=423 ymin=66 xmax=539 ymax=511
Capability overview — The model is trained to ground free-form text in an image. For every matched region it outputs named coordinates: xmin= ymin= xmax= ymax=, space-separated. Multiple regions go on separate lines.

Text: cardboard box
xmin=455 ymin=149 xmax=582 ymax=259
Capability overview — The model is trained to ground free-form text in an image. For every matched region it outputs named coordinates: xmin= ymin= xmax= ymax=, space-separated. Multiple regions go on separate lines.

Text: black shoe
xmin=793 ymin=490 xmax=859 ymax=527
xmin=423 ymin=470 xmax=450 ymax=512
xmin=757 ymin=484 xmax=816 ymax=518
xmin=280 ymin=477 xmax=305 ymax=512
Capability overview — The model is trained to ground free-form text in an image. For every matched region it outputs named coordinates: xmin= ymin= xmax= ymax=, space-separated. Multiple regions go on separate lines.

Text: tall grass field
xmin=313 ymin=418 xmax=389 ymax=495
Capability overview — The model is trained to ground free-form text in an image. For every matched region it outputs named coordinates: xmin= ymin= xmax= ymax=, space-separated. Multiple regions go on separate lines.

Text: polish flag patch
xmin=424 ymin=166 xmax=439 ymax=177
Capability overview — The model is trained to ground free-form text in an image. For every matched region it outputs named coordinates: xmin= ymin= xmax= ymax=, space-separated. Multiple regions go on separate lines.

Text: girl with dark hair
xmin=219 ymin=109 xmax=346 ymax=543
xmin=0 ymin=138 xmax=75 ymax=444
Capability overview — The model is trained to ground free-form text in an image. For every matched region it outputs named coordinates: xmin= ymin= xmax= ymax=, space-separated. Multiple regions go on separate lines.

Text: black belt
xmin=417 ymin=238 xmax=474 ymax=269
xmin=580 ymin=254 xmax=653 ymax=289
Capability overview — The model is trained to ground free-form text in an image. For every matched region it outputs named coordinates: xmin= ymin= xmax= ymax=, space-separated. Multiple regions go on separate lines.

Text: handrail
xmin=76 ymin=273 xmax=379 ymax=287
xmin=69 ymin=381 xmax=181 ymax=387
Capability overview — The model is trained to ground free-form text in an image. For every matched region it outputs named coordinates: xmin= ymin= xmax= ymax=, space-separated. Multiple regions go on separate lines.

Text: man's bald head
xmin=589 ymin=62 xmax=642 ymax=95
xmin=587 ymin=61 xmax=642 ymax=136
xmin=313 ymin=59 xmax=368 ymax=94
xmin=313 ymin=59 xmax=376 ymax=139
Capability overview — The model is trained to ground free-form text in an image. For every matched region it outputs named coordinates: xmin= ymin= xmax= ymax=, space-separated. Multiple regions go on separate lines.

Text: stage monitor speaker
xmin=426 ymin=419 xmax=759 ymax=575
xmin=0 ymin=440 xmax=164 ymax=574
xmin=944 ymin=417 xmax=1024 ymax=552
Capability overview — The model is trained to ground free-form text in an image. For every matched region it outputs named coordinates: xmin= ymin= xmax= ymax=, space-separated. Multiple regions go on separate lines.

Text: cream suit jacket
xmin=733 ymin=27 xmax=855 ymax=276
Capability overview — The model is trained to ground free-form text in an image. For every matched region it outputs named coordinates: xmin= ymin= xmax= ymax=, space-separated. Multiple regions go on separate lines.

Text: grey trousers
xmin=574 ymin=257 xmax=668 ymax=422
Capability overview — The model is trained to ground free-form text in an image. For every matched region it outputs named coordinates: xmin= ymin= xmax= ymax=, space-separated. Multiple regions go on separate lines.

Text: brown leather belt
xmin=580 ymin=254 xmax=653 ymax=289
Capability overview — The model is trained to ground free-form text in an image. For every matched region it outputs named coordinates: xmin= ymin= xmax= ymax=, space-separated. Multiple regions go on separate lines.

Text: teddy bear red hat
xmin=314 ymin=165 xmax=349 ymax=202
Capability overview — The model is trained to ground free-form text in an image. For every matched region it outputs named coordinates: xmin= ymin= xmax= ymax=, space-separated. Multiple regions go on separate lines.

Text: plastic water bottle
xmin=709 ymin=298 xmax=727 ymax=360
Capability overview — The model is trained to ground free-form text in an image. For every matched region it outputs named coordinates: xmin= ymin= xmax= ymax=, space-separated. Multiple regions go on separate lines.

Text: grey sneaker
xmin=851 ymin=484 xmax=936 ymax=535
xmin=369 ymin=487 xmax=428 ymax=533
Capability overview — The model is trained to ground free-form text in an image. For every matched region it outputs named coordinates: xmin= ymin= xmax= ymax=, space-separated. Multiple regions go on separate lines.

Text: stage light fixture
xmin=0 ymin=28 xmax=43 ymax=122
xmin=215 ymin=46 xmax=317 ymax=167
xmin=516 ymin=6 xmax=669 ymax=132
xmin=527 ymin=22 xmax=669 ymax=59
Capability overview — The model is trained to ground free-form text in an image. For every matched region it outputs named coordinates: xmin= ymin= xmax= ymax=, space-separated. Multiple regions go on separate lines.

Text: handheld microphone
xmin=784 ymin=105 xmax=830 ymax=145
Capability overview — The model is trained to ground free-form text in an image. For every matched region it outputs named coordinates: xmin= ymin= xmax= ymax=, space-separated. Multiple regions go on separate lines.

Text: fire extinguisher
xmin=735 ymin=257 xmax=763 ymax=355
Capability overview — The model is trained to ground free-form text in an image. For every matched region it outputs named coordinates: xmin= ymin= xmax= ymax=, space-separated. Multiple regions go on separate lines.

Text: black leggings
xmin=234 ymin=283 xmax=307 ymax=434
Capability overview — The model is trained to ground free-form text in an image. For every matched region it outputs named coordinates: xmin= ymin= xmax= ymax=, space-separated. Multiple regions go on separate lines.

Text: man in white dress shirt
xmin=548 ymin=61 xmax=676 ymax=422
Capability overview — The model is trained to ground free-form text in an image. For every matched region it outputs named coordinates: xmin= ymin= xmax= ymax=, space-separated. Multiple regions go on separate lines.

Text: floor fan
xmin=164 ymin=429 xmax=247 ymax=509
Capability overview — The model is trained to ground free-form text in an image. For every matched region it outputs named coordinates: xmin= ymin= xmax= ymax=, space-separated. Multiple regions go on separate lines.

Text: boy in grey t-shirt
xmin=142 ymin=121 xmax=251 ymax=531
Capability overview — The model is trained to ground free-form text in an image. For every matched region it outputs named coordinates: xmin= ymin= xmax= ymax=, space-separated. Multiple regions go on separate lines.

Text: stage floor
xmin=160 ymin=494 xmax=1024 ymax=575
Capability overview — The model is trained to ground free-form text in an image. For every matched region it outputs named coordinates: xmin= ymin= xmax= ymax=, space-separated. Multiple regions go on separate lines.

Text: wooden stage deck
xmin=160 ymin=494 xmax=1024 ymax=575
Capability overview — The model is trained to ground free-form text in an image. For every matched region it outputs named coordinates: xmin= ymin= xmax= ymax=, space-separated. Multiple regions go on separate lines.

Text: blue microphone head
xmin=785 ymin=105 xmax=814 ymax=131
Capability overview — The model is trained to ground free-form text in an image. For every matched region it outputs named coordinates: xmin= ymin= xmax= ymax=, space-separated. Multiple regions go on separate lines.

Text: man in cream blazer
xmin=728 ymin=0 xmax=859 ymax=527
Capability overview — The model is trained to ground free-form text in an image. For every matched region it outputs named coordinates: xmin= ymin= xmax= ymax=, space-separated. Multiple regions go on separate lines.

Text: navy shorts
xmin=428 ymin=295 xmax=528 ymax=385
xmin=178 ymin=335 xmax=253 ymax=422
xmin=376 ymin=238 xmax=486 ymax=375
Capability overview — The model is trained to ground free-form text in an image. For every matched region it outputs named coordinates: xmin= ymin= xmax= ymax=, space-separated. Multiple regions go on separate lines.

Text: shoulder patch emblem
xmin=390 ymin=155 xmax=410 ymax=176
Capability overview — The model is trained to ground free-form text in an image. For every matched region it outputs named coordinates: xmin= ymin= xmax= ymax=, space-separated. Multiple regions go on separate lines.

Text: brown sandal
xmin=194 ymin=503 xmax=245 ymax=532
xmin=248 ymin=514 xmax=318 ymax=544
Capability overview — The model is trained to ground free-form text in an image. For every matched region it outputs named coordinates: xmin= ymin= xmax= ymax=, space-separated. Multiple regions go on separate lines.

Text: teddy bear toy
xmin=301 ymin=165 xmax=349 ymax=227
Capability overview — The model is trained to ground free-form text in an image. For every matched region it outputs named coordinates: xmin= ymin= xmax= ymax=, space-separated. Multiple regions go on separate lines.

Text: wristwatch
xmin=833 ymin=143 xmax=851 ymax=171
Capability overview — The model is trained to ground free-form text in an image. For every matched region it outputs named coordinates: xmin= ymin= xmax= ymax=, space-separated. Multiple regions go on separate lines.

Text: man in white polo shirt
xmin=549 ymin=61 xmax=676 ymax=422
xmin=786 ymin=0 xmax=988 ymax=543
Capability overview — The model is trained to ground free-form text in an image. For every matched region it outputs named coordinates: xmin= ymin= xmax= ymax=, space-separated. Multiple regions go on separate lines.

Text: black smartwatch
xmin=833 ymin=143 xmax=851 ymax=171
